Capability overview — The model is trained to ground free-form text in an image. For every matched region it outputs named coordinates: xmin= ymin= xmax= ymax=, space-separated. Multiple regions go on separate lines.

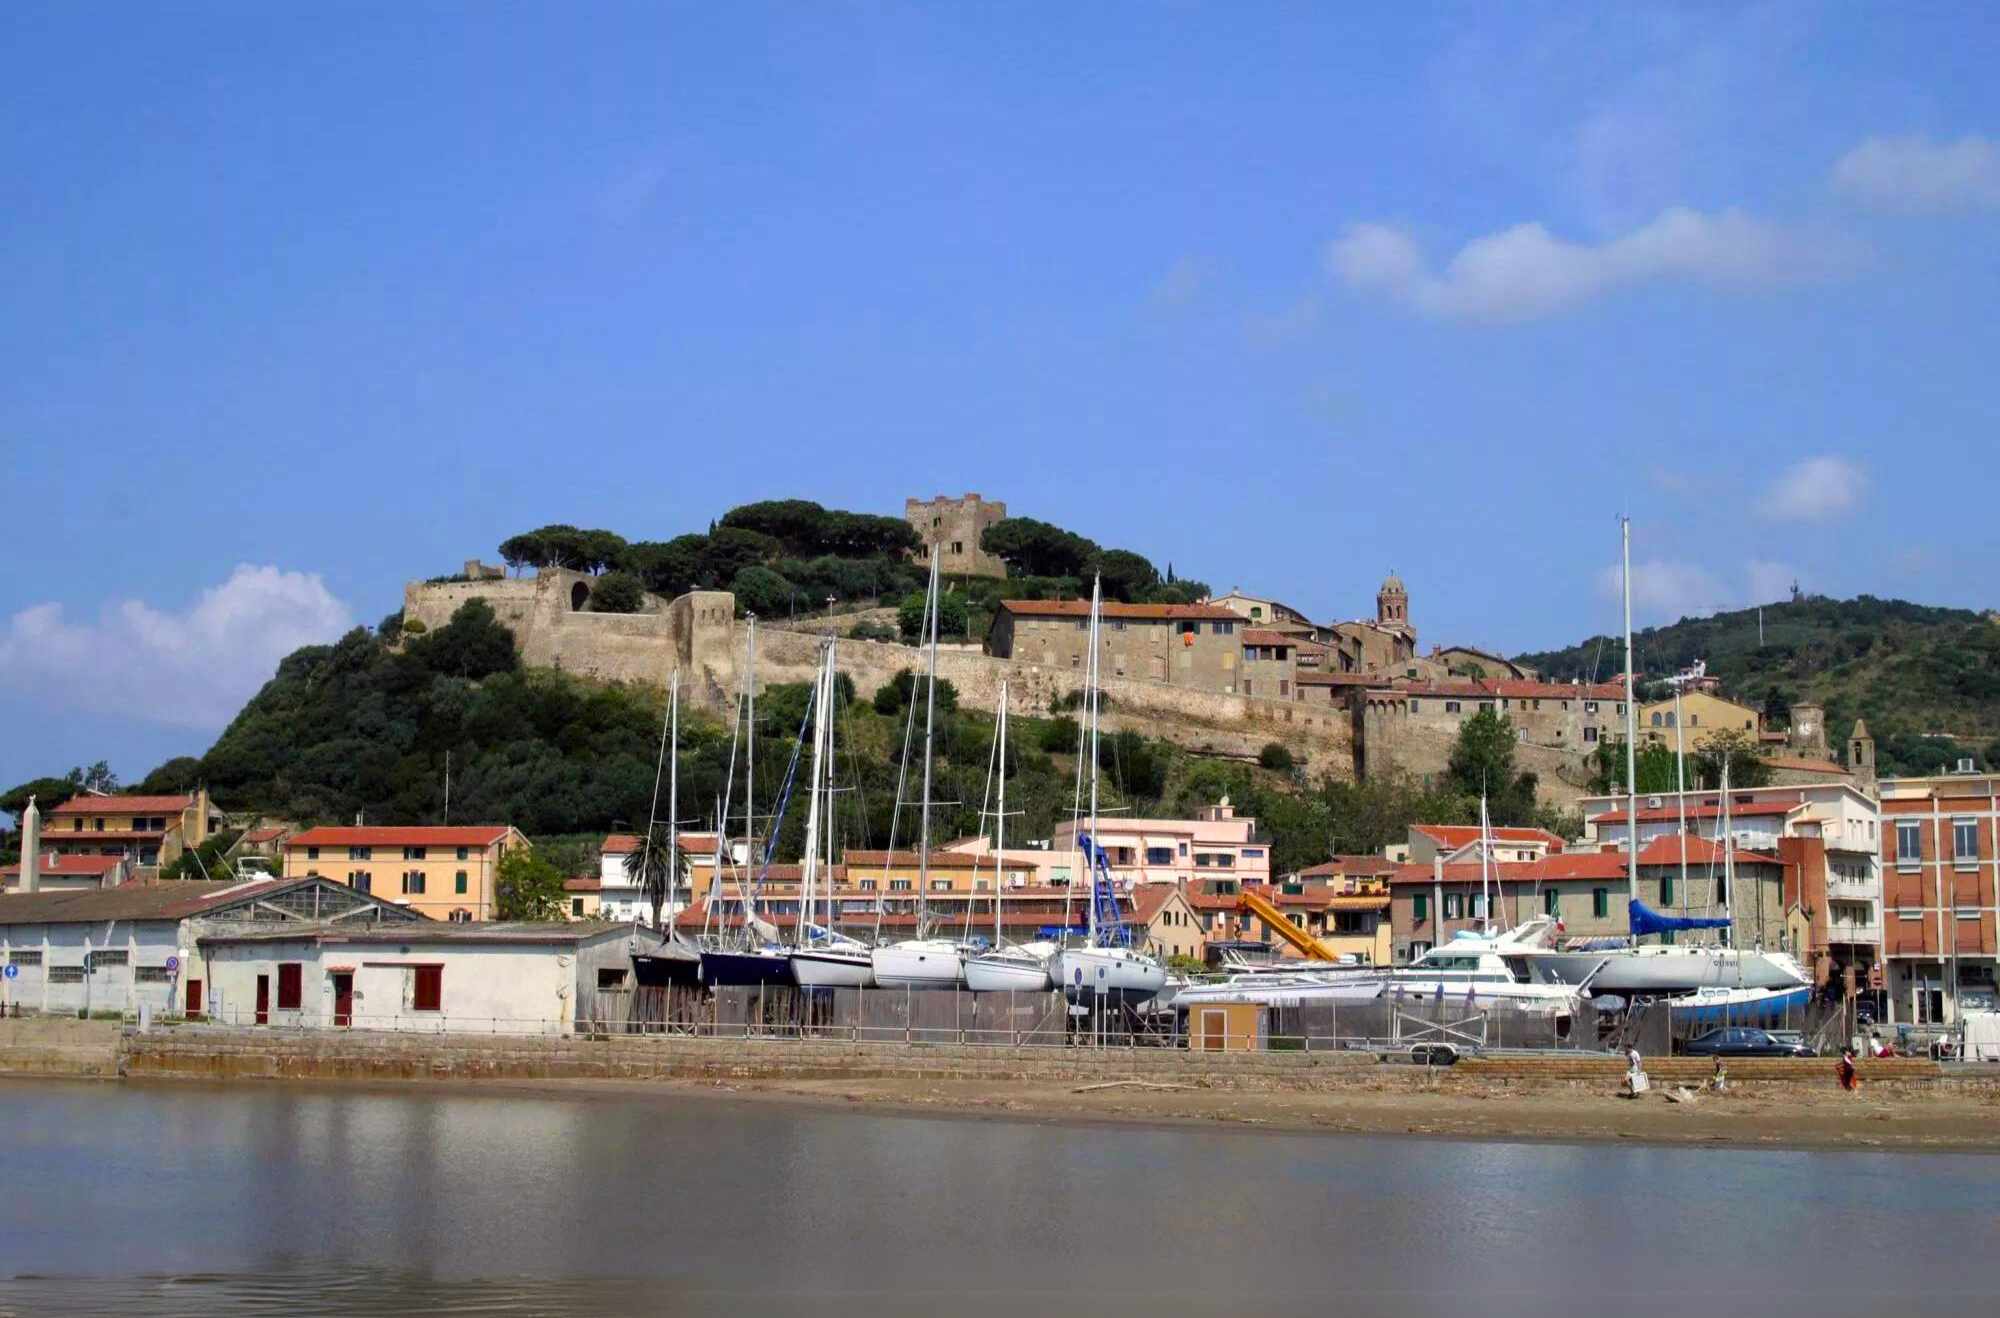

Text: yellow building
xmin=1638 ymin=690 xmax=1761 ymax=748
xmin=1133 ymin=884 xmax=1207 ymax=963
xmin=43 ymin=789 xmax=217 ymax=870
xmin=282 ymin=825 xmax=526 ymax=922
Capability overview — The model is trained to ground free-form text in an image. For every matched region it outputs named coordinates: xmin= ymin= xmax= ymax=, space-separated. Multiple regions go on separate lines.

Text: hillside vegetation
xmin=1516 ymin=595 xmax=2000 ymax=776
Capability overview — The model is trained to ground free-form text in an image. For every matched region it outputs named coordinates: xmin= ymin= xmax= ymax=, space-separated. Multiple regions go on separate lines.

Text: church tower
xmin=1847 ymin=718 xmax=1876 ymax=785
xmin=1376 ymin=572 xmax=1409 ymax=630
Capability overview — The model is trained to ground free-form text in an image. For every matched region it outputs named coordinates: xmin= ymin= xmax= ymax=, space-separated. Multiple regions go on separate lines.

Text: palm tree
xmin=623 ymin=827 xmax=685 ymax=930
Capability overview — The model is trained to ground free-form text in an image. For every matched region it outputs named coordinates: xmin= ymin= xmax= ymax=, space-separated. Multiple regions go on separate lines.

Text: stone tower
xmin=904 ymin=493 xmax=1008 ymax=579
xmin=1787 ymin=701 xmax=1827 ymax=757
xmin=1846 ymin=718 xmax=1876 ymax=785
xmin=1376 ymin=572 xmax=1410 ymax=630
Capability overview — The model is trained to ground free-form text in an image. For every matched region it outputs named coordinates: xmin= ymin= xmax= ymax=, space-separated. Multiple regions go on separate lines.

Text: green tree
xmin=730 ymin=565 xmax=796 ymax=618
xmin=495 ymin=848 xmax=568 ymax=921
xmin=873 ymin=669 xmax=959 ymax=715
xmin=135 ymin=757 xmax=204 ymax=794
xmin=1588 ymin=739 xmax=1680 ymax=795
xmin=378 ymin=609 xmax=405 ymax=644
xmin=621 ymin=829 xmax=686 ymax=928
xmin=1258 ymin=742 xmax=1295 ymax=772
xmin=897 ymin=590 xmax=969 ymax=642
xmin=588 ymin=571 xmax=645 ymax=614
xmin=980 ymin=517 xmax=1097 ymax=578
xmin=67 ymin=761 xmax=119 ymax=794
xmin=1038 ymin=716 xmax=1081 ymax=754
xmin=719 ymin=499 xmax=829 ymax=554
xmin=1 ymin=777 xmax=76 ymax=822
xmin=622 ymin=536 xmax=708 ymax=598
xmin=699 ymin=527 xmax=781 ymax=587
xmin=1088 ymin=549 xmax=1160 ymax=602
xmin=1693 ymin=728 xmax=1772 ymax=788
xmin=1446 ymin=708 xmax=1517 ymax=799
xmin=498 ymin=530 xmax=551 ymax=572
xmin=407 ymin=599 xmax=518 ymax=680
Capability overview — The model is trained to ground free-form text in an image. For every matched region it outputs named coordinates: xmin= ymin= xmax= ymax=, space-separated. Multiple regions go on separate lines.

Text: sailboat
xmin=965 ymin=682 xmax=1056 ymax=993
xmin=699 ymin=617 xmax=792 ymax=988
xmin=1048 ymin=576 xmax=1167 ymax=1008
xmin=788 ymin=640 xmax=876 ymax=989
xmin=870 ymin=550 xmax=969 ymax=990
xmin=1527 ymin=520 xmax=1809 ymax=997
xmin=632 ymin=666 xmax=702 ymax=987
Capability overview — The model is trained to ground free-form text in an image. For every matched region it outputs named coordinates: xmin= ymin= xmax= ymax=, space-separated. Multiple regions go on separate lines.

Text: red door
xmin=185 ymin=979 xmax=203 ymax=1019
xmin=332 ymin=973 xmax=353 ymax=1028
xmin=255 ymin=974 xmax=269 ymax=1025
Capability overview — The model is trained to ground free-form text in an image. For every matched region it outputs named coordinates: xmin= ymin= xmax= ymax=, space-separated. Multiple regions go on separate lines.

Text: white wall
xmin=202 ymin=940 xmax=592 ymax=1034
xmin=0 ymin=920 xmax=189 ymax=1017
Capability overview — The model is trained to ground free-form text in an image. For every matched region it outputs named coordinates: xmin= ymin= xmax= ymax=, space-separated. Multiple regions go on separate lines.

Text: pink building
xmin=945 ymin=800 xmax=1271 ymax=890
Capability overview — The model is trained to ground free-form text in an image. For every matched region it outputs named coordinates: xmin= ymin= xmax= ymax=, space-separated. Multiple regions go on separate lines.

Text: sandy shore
xmin=208 ymin=1070 xmax=2000 ymax=1154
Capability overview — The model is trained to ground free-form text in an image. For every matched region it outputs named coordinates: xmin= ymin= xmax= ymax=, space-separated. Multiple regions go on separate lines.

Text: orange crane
xmin=1234 ymin=886 xmax=1336 ymax=961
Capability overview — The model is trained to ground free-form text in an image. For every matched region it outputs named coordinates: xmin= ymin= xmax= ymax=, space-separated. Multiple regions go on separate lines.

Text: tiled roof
xmin=1413 ymin=824 xmax=1567 ymax=850
xmin=1515 ymin=853 xmax=1629 ymax=882
xmin=1633 ymin=836 xmax=1781 ymax=867
xmin=1 ymin=854 xmax=126 ymax=878
xmin=1588 ymin=801 xmax=1795 ymax=825
xmin=48 ymin=794 xmax=193 ymax=817
xmin=1129 ymin=885 xmax=1182 ymax=923
xmin=601 ymin=833 xmax=640 ymax=855
xmin=1759 ymin=755 xmax=1849 ymax=775
xmin=997 ymin=599 xmax=1241 ymax=622
xmin=563 ymin=877 xmax=603 ymax=892
xmin=1240 ymin=629 xmax=1298 ymax=647
xmin=241 ymin=826 xmax=288 ymax=844
xmin=0 ymin=879 xmax=260 ymax=924
xmin=286 ymin=826 xmax=514 ymax=848
xmin=1295 ymin=672 xmax=1384 ymax=687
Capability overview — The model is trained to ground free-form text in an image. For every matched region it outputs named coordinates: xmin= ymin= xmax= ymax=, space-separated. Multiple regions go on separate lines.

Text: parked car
xmin=1681 ymin=1027 xmax=1817 ymax=1058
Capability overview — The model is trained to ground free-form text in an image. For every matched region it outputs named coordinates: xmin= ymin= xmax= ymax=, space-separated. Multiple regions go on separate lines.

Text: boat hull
xmin=964 ymin=952 xmax=1052 ymax=993
xmin=870 ymin=941 xmax=965 ymax=990
xmin=1669 ymin=985 xmax=1812 ymax=1026
xmin=1539 ymin=947 xmax=1809 ymax=993
xmin=699 ymin=948 xmax=793 ymax=988
xmin=1053 ymin=946 xmax=1167 ymax=1006
xmin=788 ymin=948 xmax=876 ymax=989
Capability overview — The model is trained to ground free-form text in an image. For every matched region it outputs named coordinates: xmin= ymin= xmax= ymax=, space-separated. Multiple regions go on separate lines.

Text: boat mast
xmin=824 ymin=643 xmax=838 ymax=935
xmin=1086 ymin=575 xmax=1102 ymax=948
xmin=796 ymin=645 xmax=829 ymax=950
xmin=995 ymin=680 xmax=1009 ymax=949
xmin=641 ymin=661 xmax=676 ymax=930
xmin=1673 ymin=670 xmax=1688 ymax=917
xmin=916 ymin=550 xmax=940 ymax=936
xmin=1621 ymin=517 xmax=1639 ymax=928
xmin=745 ymin=616 xmax=758 ymax=938
xmin=1719 ymin=758 xmax=1735 ymax=946
xmin=1478 ymin=792 xmax=1492 ymax=934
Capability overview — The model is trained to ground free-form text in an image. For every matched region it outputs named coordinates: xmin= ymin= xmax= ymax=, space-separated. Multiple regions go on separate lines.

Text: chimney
xmin=19 ymin=795 xmax=40 ymax=893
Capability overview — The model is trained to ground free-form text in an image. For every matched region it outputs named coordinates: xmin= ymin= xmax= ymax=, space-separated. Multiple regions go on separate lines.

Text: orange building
xmin=1879 ymin=770 xmax=2000 ymax=1024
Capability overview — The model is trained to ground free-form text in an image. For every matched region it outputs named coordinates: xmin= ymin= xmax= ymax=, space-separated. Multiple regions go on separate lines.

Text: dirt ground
xmin=415 ymin=1071 xmax=2000 ymax=1154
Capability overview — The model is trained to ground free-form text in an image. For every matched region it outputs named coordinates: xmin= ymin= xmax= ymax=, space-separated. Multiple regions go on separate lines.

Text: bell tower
xmin=1376 ymin=572 xmax=1409 ymax=629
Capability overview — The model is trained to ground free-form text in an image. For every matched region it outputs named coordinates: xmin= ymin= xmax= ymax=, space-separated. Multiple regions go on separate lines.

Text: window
xmin=889 ymin=878 xmax=912 ymax=892
xmin=348 ymin=846 xmax=373 ymax=861
xmin=456 ymin=846 xmax=470 ymax=861
xmin=1412 ymin=892 xmax=1429 ymax=923
xmin=1443 ymin=893 xmax=1462 ymax=919
xmin=1145 ymin=847 xmax=1174 ymax=866
xmin=596 ymin=968 xmax=628 ymax=989
xmin=1468 ymin=894 xmax=1485 ymax=919
xmin=951 ymin=541 xmax=963 ymax=554
xmin=402 ymin=870 xmax=426 ymax=895
xmin=411 ymin=965 xmax=443 ymax=1012
xmin=350 ymin=870 xmax=372 ymax=894
xmin=1953 ymin=820 xmax=1978 ymax=869
xmin=71 ymin=819 xmax=82 ymax=831
xmin=1243 ymin=679 xmax=1253 ymax=696
xmin=1650 ymin=712 xmax=1663 ymax=727
xmin=455 ymin=870 xmax=468 ymax=894
xmin=403 ymin=846 xmax=427 ymax=860
xmin=1592 ymin=888 xmax=1609 ymax=918
xmin=1661 ymin=874 xmax=1675 ymax=906
xmin=1242 ymin=848 xmax=1263 ymax=858
xmin=276 ymin=963 xmax=303 ymax=1010
xmin=306 ymin=845 xmax=320 ymax=860
xmin=571 ymin=898 xmax=585 ymax=917
xmin=8 ymin=950 xmax=42 ymax=965
xmin=1896 ymin=821 xmax=1922 ymax=868
xmin=1585 ymin=701 xmax=1599 ymax=714
xmin=1409 ymin=700 xmax=1420 ymax=714
xmin=48 ymin=966 xmax=85 ymax=984
xmin=1212 ymin=621 xmax=1234 ymax=635
xmin=134 ymin=966 xmax=173 ymax=983
xmin=1543 ymin=890 xmax=1560 ymax=917
xmin=1584 ymin=726 xmax=1599 ymax=743
xmin=1278 ymin=680 xmax=1289 ymax=697
xmin=1716 ymin=874 xmax=1729 ymax=904
xmin=1444 ymin=701 xmax=1462 ymax=714
xmin=448 ymin=909 xmax=473 ymax=923
xmin=1688 ymin=714 xmax=1699 ymax=727
xmin=94 ymin=818 xmax=105 ymax=831
xmin=930 ymin=879 xmax=951 ymax=892
xmin=858 ymin=879 xmax=876 ymax=892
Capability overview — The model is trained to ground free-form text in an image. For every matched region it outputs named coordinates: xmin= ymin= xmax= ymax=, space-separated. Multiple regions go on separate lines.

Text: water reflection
xmin=0 ymin=1079 xmax=1992 ymax=1316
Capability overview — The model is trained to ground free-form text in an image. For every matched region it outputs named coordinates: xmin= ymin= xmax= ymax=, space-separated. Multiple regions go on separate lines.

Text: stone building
xmin=1636 ymin=690 xmax=1762 ymax=748
xmin=984 ymin=599 xmax=1246 ymax=690
xmin=904 ymin=492 xmax=1008 ymax=579
xmin=1325 ymin=574 xmax=1418 ymax=673
xmin=1355 ymin=678 xmax=1628 ymax=778
xmin=1209 ymin=590 xmax=1316 ymax=636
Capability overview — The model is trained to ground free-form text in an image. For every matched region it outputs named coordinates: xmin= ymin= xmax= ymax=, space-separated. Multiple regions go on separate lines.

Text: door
xmin=332 ymin=973 xmax=353 ymax=1028
xmin=185 ymin=979 xmax=203 ymax=1019
xmin=1200 ymin=1008 xmax=1226 ymax=1052
xmin=255 ymin=974 xmax=269 ymax=1026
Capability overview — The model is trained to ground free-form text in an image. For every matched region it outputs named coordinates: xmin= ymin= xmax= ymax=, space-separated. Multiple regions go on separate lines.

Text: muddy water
xmin=1 ymin=1078 xmax=1991 ymax=1315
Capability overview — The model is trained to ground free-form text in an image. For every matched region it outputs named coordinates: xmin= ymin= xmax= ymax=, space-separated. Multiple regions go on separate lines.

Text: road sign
xmin=3 ymin=964 xmax=17 ymax=980
xmin=165 ymin=955 xmax=180 ymax=973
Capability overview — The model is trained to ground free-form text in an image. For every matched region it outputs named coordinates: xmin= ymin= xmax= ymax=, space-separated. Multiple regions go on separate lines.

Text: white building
xmin=0 ymin=876 xmax=418 ymax=1019
xmin=197 ymin=923 xmax=634 ymax=1034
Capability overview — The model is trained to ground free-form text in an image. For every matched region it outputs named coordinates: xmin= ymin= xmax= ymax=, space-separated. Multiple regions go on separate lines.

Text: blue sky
xmin=3 ymin=2 xmax=1997 ymax=792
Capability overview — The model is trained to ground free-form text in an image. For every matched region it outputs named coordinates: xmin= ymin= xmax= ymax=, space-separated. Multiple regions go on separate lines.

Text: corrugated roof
xmin=997 ymin=599 xmax=1241 ymax=622
xmin=0 ymin=879 xmax=262 ymax=924
xmin=201 ymin=921 xmax=626 ymax=946
xmin=287 ymin=826 xmax=514 ymax=848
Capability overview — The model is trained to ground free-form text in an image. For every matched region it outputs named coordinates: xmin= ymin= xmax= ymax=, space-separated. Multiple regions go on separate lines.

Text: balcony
xmin=1825 ymin=923 xmax=1883 ymax=949
xmin=1827 ymin=876 xmax=1878 ymax=901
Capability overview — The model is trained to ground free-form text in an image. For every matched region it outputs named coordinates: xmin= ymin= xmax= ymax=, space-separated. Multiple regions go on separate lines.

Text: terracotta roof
xmin=44 ymin=830 xmax=164 ymax=842
xmin=287 ymin=826 xmax=514 ymax=848
xmin=1294 ymin=856 xmax=1397 ymax=879
xmin=1295 ymin=672 xmax=1384 ymax=687
xmin=1240 ymin=629 xmax=1298 ymax=647
xmin=240 ymin=826 xmax=288 ymax=845
xmin=1388 ymin=862 xmax=1501 ymax=886
xmin=2 ymin=854 xmax=127 ymax=878
xmin=1323 ymin=894 xmax=1391 ymax=911
xmin=601 ymin=833 xmax=640 ymax=855
xmin=1633 ymin=836 xmax=1781 ymax=867
xmin=1759 ymin=755 xmax=1849 ymax=775
xmin=997 ymin=600 xmax=1241 ymax=622
xmin=47 ymin=794 xmax=193 ymax=817
xmin=1129 ymin=885 xmax=1181 ymax=923
xmin=563 ymin=877 xmax=603 ymax=892
xmin=1412 ymin=824 xmax=1566 ymax=851
xmin=1514 ymin=853 xmax=1629 ymax=882
xmin=1588 ymin=801 xmax=1795 ymax=825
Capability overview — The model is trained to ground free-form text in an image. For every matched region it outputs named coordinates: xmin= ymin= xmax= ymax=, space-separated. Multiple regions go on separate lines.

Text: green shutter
xmin=1544 ymin=889 xmax=1559 ymax=917
xmin=1660 ymin=874 xmax=1675 ymax=906
xmin=1413 ymin=892 xmax=1428 ymax=922
xmin=1592 ymin=888 xmax=1609 ymax=919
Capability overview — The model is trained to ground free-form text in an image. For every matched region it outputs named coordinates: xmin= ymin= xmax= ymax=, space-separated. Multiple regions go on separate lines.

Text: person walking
xmin=1837 ymin=1048 xmax=1859 ymax=1092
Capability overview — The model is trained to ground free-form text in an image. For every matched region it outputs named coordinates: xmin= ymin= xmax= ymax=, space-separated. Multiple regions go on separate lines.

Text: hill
xmin=1515 ymin=595 xmax=2000 ymax=777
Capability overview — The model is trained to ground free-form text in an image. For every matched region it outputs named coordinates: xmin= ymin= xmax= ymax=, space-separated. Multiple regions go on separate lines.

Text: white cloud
xmin=1832 ymin=134 xmax=2000 ymax=213
xmin=1327 ymin=207 xmax=1857 ymax=322
xmin=0 ymin=566 xmax=354 ymax=729
xmin=1761 ymin=455 xmax=1864 ymax=522
xmin=1595 ymin=558 xmax=1729 ymax=622
xmin=1745 ymin=559 xmax=1796 ymax=603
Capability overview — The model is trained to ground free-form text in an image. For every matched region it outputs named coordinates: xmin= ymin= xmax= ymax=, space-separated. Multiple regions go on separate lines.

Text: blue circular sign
xmin=165 ymin=956 xmax=180 ymax=973
xmin=3 ymin=964 xmax=17 ymax=980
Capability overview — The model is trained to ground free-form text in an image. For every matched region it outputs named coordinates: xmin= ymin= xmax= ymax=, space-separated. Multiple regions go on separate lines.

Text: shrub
xmin=588 ymin=571 xmax=645 ymax=614
xmin=1258 ymin=742 xmax=1295 ymax=771
xmin=897 ymin=590 xmax=970 ymax=642
xmin=848 ymin=619 xmax=897 ymax=643
xmin=1038 ymin=716 xmax=1081 ymax=754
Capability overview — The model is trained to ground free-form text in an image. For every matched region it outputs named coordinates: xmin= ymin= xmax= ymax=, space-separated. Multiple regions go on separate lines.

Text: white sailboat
xmin=788 ymin=641 xmax=875 ymax=989
xmin=965 ymin=682 xmax=1056 ymax=993
xmin=1049 ymin=576 xmax=1167 ymax=1008
xmin=870 ymin=551 xmax=968 ymax=990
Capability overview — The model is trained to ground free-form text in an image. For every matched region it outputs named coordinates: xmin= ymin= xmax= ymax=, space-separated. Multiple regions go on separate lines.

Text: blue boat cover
xmin=1628 ymin=898 xmax=1731 ymax=937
